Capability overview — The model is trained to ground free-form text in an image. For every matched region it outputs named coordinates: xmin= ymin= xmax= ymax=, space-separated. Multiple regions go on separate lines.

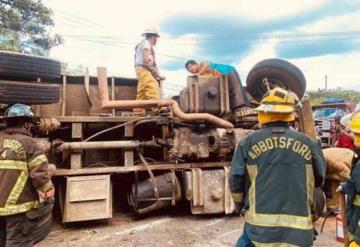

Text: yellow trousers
xmin=135 ymin=67 xmax=160 ymax=101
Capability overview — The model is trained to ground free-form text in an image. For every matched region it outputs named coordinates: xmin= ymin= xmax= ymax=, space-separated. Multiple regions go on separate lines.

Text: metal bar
xmin=84 ymin=67 xmax=92 ymax=107
xmin=97 ymin=67 xmax=234 ymax=129
xmin=171 ymin=169 xmax=176 ymax=206
xmin=339 ymin=192 xmax=349 ymax=246
xmin=59 ymin=140 xmax=158 ymax=151
xmin=61 ymin=75 xmax=67 ymax=116
xmin=134 ymin=171 xmax=138 ymax=210
xmin=54 ymin=116 xmax=145 ymax=123
xmin=111 ymin=76 xmax=115 ymax=116
xmin=137 ymin=197 xmax=173 ymax=202
xmin=297 ymin=99 xmax=317 ymax=141
xmin=54 ymin=162 xmax=230 ymax=176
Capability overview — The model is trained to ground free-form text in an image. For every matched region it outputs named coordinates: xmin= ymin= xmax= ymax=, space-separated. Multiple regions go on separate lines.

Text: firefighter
xmin=134 ymin=26 xmax=165 ymax=115
xmin=0 ymin=104 xmax=54 ymax=247
xmin=229 ymin=87 xmax=326 ymax=247
xmin=340 ymin=111 xmax=360 ymax=247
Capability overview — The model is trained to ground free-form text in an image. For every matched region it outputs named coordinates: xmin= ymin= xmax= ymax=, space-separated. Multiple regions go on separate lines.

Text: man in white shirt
xmin=134 ymin=27 xmax=165 ymax=115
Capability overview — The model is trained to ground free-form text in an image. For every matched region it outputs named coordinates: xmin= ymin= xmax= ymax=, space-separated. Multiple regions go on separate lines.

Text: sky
xmin=44 ymin=0 xmax=360 ymax=96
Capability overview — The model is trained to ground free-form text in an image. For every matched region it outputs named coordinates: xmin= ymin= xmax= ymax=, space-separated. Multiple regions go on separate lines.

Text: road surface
xmin=38 ymin=210 xmax=342 ymax=247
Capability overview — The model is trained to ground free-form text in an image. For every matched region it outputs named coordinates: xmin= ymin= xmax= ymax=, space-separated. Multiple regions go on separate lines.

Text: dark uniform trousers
xmin=0 ymin=213 xmax=36 ymax=247
xmin=0 ymin=127 xmax=52 ymax=247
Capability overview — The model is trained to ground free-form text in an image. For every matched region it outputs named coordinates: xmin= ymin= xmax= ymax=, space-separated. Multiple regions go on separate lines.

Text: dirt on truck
xmin=0 ymin=51 xmax=319 ymax=238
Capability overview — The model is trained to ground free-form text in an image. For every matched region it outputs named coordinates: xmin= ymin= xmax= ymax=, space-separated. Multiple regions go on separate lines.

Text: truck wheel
xmin=246 ymin=58 xmax=306 ymax=101
xmin=0 ymin=51 xmax=61 ymax=79
xmin=0 ymin=81 xmax=60 ymax=105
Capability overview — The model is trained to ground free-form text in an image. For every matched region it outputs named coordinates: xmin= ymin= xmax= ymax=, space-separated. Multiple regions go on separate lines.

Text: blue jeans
xmin=236 ymin=228 xmax=255 ymax=247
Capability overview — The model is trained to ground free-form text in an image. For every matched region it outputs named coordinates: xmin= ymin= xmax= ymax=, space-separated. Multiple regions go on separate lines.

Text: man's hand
xmin=39 ymin=187 xmax=55 ymax=200
xmin=158 ymin=75 xmax=166 ymax=81
xmin=235 ymin=202 xmax=244 ymax=215
xmin=336 ymin=182 xmax=347 ymax=192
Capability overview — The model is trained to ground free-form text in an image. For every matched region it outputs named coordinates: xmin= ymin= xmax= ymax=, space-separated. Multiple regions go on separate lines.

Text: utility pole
xmin=325 ymin=74 xmax=328 ymax=91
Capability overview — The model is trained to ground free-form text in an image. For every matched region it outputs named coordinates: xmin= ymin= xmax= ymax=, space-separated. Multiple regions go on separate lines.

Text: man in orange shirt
xmin=185 ymin=60 xmax=250 ymax=110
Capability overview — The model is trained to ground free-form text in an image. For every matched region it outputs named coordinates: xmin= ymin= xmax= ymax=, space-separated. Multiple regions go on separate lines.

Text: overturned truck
xmin=0 ymin=51 xmax=315 ymax=223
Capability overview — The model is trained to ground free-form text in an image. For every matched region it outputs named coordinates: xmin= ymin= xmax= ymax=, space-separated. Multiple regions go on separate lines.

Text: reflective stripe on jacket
xmin=230 ymin=123 xmax=326 ymax=246
xmin=0 ymin=127 xmax=51 ymax=216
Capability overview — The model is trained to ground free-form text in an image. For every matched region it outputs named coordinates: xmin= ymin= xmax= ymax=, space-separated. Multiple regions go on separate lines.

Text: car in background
xmin=312 ymin=98 xmax=354 ymax=147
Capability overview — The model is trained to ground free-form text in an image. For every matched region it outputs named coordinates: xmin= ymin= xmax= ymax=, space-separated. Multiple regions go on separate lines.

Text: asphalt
xmin=37 ymin=211 xmax=342 ymax=247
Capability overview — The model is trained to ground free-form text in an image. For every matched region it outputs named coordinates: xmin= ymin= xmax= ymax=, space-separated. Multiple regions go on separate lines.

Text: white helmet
xmin=142 ymin=26 xmax=160 ymax=37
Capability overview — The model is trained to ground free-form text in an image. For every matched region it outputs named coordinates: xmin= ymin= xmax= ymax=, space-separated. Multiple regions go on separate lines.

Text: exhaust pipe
xmin=97 ymin=67 xmax=234 ymax=129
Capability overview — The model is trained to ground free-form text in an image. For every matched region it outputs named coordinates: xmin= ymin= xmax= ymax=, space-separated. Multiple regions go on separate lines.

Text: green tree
xmin=0 ymin=0 xmax=63 ymax=55
xmin=307 ymin=88 xmax=360 ymax=106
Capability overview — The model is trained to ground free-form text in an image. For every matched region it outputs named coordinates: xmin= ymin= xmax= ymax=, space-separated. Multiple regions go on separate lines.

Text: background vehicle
xmin=312 ymin=98 xmax=353 ymax=147
xmin=0 ymin=52 xmax=314 ymax=223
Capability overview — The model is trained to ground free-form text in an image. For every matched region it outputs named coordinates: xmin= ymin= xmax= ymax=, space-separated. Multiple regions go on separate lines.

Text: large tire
xmin=246 ymin=58 xmax=306 ymax=101
xmin=0 ymin=51 xmax=61 ymax=79
xmin=0 ymin=81 xmax=60 ymax=104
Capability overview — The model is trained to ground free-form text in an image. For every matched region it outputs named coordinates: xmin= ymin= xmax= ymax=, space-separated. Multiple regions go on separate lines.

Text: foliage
xmin=0 ymin=0 xmax=63 ymax=55
xmin=306 ymin=88 xmax=360 ymax=106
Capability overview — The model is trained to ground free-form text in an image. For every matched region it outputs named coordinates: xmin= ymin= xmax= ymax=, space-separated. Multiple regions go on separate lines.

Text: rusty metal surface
xmin=54 ymin=162 xmax=231 ymax=176
xmin=58 ymin=140 xmax=159 ymax=151
xmin=180 ymin=75 xmax=230 ymax=117
xmin=169 ymin=127 xmax=234 ymax=160
xmin=184 ymin=168 xmax=235 ymax=215
xmin=38 ymin=117 xmax=61 ymax=133
xmin=62 ymin=175 xmax=112 ymax=223
xmin=96 ymin=67 xmax=234 ymax=129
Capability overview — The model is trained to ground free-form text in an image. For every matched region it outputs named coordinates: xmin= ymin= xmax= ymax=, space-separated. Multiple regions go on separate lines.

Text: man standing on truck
xmin=0 ymin=104 xmax=54 ymax=247
xmin=229 ymin=87 xmax=326 ymax=246
xmin=185 ymin=60 xmax=250 ymax=110
xmin=134 ymin=27 xmax=166 ymax=115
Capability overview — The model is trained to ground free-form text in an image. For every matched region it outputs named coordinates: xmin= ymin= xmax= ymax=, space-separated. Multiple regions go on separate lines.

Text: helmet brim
xmin=4 ymin=116 xmax=37 ymax=124
xmin=255 ymin=104 xmax=295 ymax=113
xmin=142 ymin=32 xmax=160 ymax=38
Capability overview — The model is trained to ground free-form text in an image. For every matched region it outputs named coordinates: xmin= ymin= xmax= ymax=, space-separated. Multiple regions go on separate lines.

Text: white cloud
xmin=296 ymin=10 xmax=360 ymax=33
xmin=289 ymin=52 xmax=360 ymax=90
xmin=236 ymin=41 xmax=277 ymax=80
xmin=232 ymin=41 xmax=360 ymax=92
xmin=161 ymin=69 xmax=189 ymax=97
xmin=44 ymin=0 xmax=360 ymax=94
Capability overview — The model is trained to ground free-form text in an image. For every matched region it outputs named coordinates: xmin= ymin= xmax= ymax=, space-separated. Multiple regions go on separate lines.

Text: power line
xmin=54 ymin=9 xmax=104 ymax=28
xmin=62 ymin=35 xmax=360 ymax=63
xmin=61 ymin=32 xmax=360 ymax=48
xmin=61 ymin=30 xmax=360 ymax=42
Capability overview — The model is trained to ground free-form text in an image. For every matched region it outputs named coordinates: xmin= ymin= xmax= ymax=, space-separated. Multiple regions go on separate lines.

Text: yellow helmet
xmin=350 ymin=111 xmax=360 ymax=134
xmin=255 ymin=87 xmax=300 ymax=113
xmin=349 ymin=240 xmax=360 ymax=247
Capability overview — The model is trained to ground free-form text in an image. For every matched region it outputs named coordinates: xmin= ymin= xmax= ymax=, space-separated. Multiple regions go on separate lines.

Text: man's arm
xmin=229 ymin=140 xmax=248 ymax=211
xmin=142 ymin=47 xmax=165 ymax=80
xmin=197 ymin=61 xmax=211 ymax=75
xmin=27 ymin=141 xmax=54 ymax=198
xmin=311 ymin=140 xmax=326 ymax=188
xmin=142 ymin=48 xmax=155 ymax=70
